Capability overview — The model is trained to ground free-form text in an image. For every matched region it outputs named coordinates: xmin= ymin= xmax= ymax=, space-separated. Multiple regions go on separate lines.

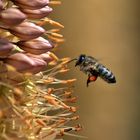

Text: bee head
xmin=75 ymin=54 xmax=86 ymax=66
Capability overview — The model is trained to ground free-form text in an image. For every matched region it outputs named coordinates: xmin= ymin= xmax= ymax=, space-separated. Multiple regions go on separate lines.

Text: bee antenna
xmin=67 ymin=58 xmax=77 ymax=64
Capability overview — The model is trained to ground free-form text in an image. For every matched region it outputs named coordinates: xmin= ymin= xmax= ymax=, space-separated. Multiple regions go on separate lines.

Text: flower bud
xmin=20 ymin=6 xmax=53 ymax=19
xmin=17 ymin=37 xmax=54 ymax=54
xmin=0 ymin=38 xmax=14 ymax=57
xmin=0 ymin=8 xmax=26 ymax=26
xmin=5 ymin=53 xmax=47 ymax=74
xmin=12 ymin=0 xmax=49 ymax=10
xmin=0 ymin=0 xmax=3 ymax=11
xmin=10 ymin=22 xmax=45 ymax=41
xmin=39 ymin=52 xmax=54 ymax=63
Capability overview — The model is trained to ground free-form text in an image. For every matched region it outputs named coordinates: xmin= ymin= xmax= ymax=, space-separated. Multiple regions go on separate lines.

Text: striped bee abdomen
xmin=97 ymin=65 xmax=116 ymax=83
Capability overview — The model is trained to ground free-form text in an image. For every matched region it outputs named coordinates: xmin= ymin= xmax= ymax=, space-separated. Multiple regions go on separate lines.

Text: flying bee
xmin=69 ymin=54 xmax=116 ymax=87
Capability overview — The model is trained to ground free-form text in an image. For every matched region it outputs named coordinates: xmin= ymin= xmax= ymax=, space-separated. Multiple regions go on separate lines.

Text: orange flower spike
xmin=36 ymin=119 xmax=46 ymax=127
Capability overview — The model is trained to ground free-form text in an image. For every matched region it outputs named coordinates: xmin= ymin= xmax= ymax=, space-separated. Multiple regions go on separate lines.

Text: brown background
xmin=50 ymin=0 xmax=140 ymax=140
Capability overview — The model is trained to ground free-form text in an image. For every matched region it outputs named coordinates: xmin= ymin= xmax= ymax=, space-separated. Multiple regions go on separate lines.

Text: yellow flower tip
xmin=6 ymin=64 xmax=16 ymax=72
xmin=49 ymin=1 xmax=62 ymax=5
xmin=47 ymin=52 xmax=59 ymax=61
xmin=48 ymin=60 xmax=58 ymax=65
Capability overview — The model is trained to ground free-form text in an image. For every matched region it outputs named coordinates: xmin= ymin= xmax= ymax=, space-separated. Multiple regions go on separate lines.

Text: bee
xmin=69 ymin=54 xmax=116 ymax=87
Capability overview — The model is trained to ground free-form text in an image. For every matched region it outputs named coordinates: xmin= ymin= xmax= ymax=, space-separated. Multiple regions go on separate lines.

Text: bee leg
xmin=86 ymin=75 xmax=98 ymax=87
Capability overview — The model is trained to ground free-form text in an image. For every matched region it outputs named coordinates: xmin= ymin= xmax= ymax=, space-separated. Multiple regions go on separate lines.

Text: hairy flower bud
xmin=10 ymin=22 xmax=45 ymax=40
xmin=20 ymin=6 xmax=53 ymax=19
xmin=17 ymin=37 xmax=54 ymax=54
xmin=0 ymin=8 xmax=26 ymax=26
xmin=0 ymin=38 xmax=13 ymax=57
xmin=11 ymin=0 xmax=49 ymax=10
xmin=5 ymin=53 xmax=47 ymax=74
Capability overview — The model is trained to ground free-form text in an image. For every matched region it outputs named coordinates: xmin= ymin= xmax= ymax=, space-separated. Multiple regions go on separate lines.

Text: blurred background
xmin=50 ymin=0 xmax=140 ymax=140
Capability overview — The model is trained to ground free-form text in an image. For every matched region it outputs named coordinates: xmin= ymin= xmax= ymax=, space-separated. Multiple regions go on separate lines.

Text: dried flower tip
xmin=17 ymin=37 xmax=54 ymax=55
xmin=0 ymin=8 xmax=26 ymax=26
xmin=12 ymin=0 xmax=49 ymax=10
xmin=10 ymin=22 xmax=45 ymax=41
xmin=20 ymin=6 xmax=53 ymax=19
xmin=5 ymin=53 xmax=47 ymax=74
xmin=49 ymin=0 xmax=61 ymax=5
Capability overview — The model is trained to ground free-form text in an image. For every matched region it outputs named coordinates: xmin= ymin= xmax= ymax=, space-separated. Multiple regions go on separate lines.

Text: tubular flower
xmin=0 ymin=0 xmax=82 ymax=140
